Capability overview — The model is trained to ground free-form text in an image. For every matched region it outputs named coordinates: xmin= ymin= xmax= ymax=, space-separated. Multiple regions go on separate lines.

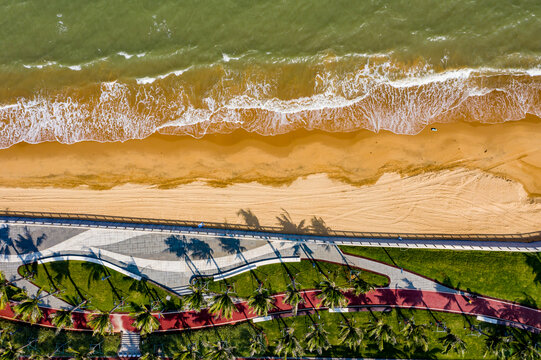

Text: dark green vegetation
xmin=141 ymin=309 xmax=538 ymax=359
xmin=206 ymin=260 xmax=389 ymax=298
xmin=22 ymin=261 xmax=182 ymax=312
xmin=0 ymin=318 xmax=120 ymax=357
xmin=340 ymin=247 xmax=541 ymax=307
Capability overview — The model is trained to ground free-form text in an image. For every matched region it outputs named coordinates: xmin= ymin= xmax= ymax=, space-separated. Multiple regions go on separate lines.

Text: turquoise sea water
xmin=0 ymin=0 xmax=540 ymax=147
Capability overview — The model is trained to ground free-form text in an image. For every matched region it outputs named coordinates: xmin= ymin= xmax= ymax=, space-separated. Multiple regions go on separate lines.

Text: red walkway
xmin=1 ymin=288 xmax=540 ymax=333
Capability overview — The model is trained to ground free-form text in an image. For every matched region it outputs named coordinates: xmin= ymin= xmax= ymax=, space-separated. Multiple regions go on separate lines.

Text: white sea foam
xmin=118 ymin=51 xmax=133 ymax=59
xmin=23 ymin=61 xmax=57 ymax=69
xmin=117 ymin=51 xmax=146 ymax=59
xmin=427 ymin=35 xmax=448 ymax=42
xmin=222 ymin=53 xmax=241 ymax=62
xmin=3 ymin=56 xmax=541 ymax=148
xmin=135 ymin=67 xmax=191 ymax=84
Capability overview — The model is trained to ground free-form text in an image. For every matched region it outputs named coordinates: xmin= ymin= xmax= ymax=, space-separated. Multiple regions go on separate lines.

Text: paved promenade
xmin=1 ymin=215 xmax=540 ymax=337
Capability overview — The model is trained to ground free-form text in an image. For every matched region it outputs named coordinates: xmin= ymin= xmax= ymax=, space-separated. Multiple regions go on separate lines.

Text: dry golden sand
xmin=0 ymin=117 xmax=540 ymax=234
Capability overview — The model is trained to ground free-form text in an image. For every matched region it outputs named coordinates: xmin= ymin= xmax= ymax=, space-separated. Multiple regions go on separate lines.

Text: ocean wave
xmin=1 ymin=56 xmax=540 ymax=149
xmin=135 ymin=67 xmax=191 ymax=84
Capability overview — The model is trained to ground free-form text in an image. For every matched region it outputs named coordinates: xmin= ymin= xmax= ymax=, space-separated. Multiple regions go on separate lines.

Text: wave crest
xmin=1 ymin=55 xmax=540 ymax=148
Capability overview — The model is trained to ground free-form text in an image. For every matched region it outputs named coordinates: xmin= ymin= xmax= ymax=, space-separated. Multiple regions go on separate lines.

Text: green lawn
xmin=22 ymin=261 xmax=182 ymax=312
xmin=206 ymin=260 xmax=389 ymax=298
xmin=339 ymin=246 xmax=541 ymax=307
xmin=142 ymin=308 xmax=530 ymax=359
xmin=0 ymin=318 xmax=120 ymax=357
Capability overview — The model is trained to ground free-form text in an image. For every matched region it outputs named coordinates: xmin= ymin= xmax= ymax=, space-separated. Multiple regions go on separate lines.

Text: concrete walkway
xmin=0 ymin=223 xmax=457 ymax=299
xmin=2 ymin=219 xmax=538 ymax=305
xmin=1 ymin=216 xmax=540 ymax=251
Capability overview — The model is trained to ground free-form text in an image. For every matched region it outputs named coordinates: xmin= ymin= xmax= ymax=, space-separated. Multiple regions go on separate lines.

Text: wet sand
xmin=0 ymin=116 xmax=540 ymax=233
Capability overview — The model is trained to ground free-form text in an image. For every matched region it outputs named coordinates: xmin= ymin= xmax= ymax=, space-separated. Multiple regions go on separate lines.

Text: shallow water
xmin=0 ymin=0 xmax=540 ymax=148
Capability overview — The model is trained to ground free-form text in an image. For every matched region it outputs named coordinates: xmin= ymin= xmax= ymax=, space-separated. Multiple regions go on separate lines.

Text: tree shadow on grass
xmin=81 ymin=261 xmax=122 ymax=302
xmin=524 ymin=252 xmax=541 ymax=285
xmin=517 ymin=292 xmax=537 ymax=309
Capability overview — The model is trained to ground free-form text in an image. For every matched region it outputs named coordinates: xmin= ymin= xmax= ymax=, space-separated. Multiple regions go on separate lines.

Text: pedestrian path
xmin=1 ymin=219 xmax=539 ymax=325
xmin=305 ymin=244 xmax=456 ymax=293
xmin=118 ymin=331 xmax=141 ymax=358
xmin=1 ymin=217 xmax=540 ymax=252
xmin=1 ymin=288 xmax=539 ymax=334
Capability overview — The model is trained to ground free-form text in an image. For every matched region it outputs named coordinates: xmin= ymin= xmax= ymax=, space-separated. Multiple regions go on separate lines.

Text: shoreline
xmin=0 ymin=116 xmax=540 ymax=193
xmin=0 ymin=117 xmax=540 ymax=234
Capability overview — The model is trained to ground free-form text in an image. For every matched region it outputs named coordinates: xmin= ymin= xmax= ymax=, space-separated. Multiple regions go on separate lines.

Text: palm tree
xmin=338 ymin=320 xmax=364 ymax=350
xmin=483 ymin=332 xmax=514 ymax=359
xmin=247 ymin=286 xmax=274 ymax=317
xmin=316 ymin=279 xmax=348 ymax=309
xmin=51 ymin=309 xmax=73 ymax=333
xmin=206 ymin=341 xmax=236 ymax=360
xmin=0 ymin=271 xmax=11 ymax=310
xmin=67 ymin=346 xmax=97 ymax=360
xmin=283 ymin=281 xmax=304 ymax=316
xmin=51 ymin=299 xmax=88 ymax=333
xmin=275 ymin=327 xmax=303 ymax=360
xmin=367 ymin=318 xmax=397 ymax=351
xmin=248 ymin=332 xmax=267 ymax=357
xmin=172 ymin=342 xmax=202 ymax=360
xmin=29 ymin=349 xmax=56 ymax=360
xmin=209 ymin=290 xmax=236 ymax=320
xmin=87 ymin=311 xmax=113 ymax=336
xmin=13 ymin=294 xmax=43 ymax=324
xmin=510 ymin=333 xmax=541 ymax=360
xmin=130 ymin=304 xmax=160 ymax=335
xmin=140 ymin=352 xmax=164 ymax=360
xmin=185 ymin=280 xmax=206 ymax=311
xmin=0 ymin=337 xmax=36 ymax=360
xmin=306 ymin=323 xmax=330 ymax=355
xmin=401 ymin=320 xmax=429 ymax=352
xmin=349 ymin=271 xmax=375 ymax=296
xmin=0 ymin=341 xmax=26 ymax=360
xmin=439 ymin=330 xmax=466 ymax=356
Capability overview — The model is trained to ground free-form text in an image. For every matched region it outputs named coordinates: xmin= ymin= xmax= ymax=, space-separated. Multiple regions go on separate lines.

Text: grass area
xmin=22 ymin=261 xmax=182 ymax=312
xmin=340 ymin=246 xmax=541 ymax=307
xmin=24 ymin=259 xmax=387 ymax=311
xmin=0 ymin=318 xmax=120 ymax=356
xmin=206 ymin=260 xmax=389 ymax=298
xmin=142 ymin=308 xmax=525 ymax=359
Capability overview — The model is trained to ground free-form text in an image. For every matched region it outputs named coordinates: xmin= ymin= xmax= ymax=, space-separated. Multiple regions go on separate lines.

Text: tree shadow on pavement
xmin=188 ymin=238 xmax=221 ymax=272
xmin=218 ymin=237 xmax=247 ymax=263
xmin=165 ymin=235 xmax=201 ymax=277
xmin=15 ymin=227 xmax=46 ymax=254
xmin=0 ymin=225 xmax=47 ymax=259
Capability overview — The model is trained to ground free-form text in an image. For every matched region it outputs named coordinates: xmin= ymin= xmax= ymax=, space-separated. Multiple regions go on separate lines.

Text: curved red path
xmin=1 ymin=288 xmax=539 ymax=333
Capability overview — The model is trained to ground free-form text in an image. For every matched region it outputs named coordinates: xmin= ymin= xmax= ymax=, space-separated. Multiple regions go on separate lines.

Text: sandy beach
xmin=0 ymin=116 xmax=540 ymax=234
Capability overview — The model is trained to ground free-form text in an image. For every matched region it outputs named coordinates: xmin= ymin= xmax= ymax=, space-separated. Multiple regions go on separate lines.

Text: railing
xmin=0 ymin=210 xmax=540 ymax=243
